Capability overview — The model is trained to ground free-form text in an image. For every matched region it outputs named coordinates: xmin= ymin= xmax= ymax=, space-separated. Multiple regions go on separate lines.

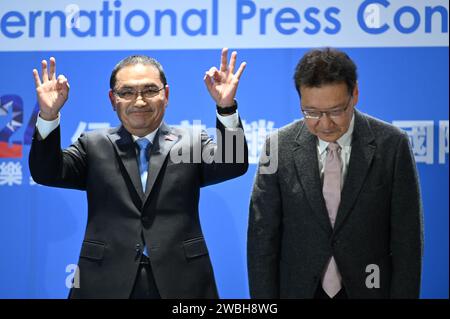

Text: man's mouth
xmin=128 ymin=109 xmax=153 ymax=114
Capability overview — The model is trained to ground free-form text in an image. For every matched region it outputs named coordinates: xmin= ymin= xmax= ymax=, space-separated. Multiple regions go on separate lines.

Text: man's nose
xmin=317 ymin=114 xmax=334 ymax=129
xmin=317 ymin=114 xmax=336 ymax=131
xmin=134 ymin=96 xmax=146 ymax=107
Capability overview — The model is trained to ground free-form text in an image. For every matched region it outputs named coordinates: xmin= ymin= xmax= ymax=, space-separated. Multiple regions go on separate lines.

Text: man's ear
xmin=164 ymin=84 xmax=170 ymax=108
xmin=352 ymin=82 xmax=359 ymax=106
xmin=108 ymin=90 xmax=116 ymax=111
xmin=164 ymin=84 xmax=170 ymax=99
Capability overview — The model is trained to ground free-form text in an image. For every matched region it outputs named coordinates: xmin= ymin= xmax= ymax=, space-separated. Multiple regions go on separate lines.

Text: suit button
xmin=141 ymin=216 xmax=149 ymax=223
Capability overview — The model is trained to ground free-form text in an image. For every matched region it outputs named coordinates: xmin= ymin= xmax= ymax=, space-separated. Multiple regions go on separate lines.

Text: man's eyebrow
xmin=117 ymin=83 xmax=160 ymax=89
xmin=302 ymin=102 xmax=347 ymax=110
xmin=117 ymin=85 xmax=134 ymax=90
xmin=143 ymin=84 xmax=161 ymax=88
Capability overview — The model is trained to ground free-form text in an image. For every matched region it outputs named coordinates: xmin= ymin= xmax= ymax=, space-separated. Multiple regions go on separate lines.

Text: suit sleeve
xmin=389 ymin=132 xmax=424 ymax=298
xmin=199 ymin=117 xmax=249 ymax=187
xmin=29 ymin=126 xmax=88 ymax=190
xmin=247 ymin=134 xmax=282 ymax=298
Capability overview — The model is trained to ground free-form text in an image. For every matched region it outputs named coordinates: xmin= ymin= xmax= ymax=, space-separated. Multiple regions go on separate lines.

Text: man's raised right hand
xmin=33 ymin=57 xmax=70 ymax=121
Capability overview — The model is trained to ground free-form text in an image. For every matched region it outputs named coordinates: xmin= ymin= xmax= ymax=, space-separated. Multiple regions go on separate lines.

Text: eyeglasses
xmin=301 ymin=96 xmax=353 ymax=120
xmin=113 ymin=85 xmax=165 ymax=101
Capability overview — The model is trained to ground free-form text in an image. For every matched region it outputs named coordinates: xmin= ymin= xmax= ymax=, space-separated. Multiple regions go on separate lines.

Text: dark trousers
xmin=129 ymin=254 xmax=161 ymax=299
xmin=314 ymin=284 xmax=348 ymax=299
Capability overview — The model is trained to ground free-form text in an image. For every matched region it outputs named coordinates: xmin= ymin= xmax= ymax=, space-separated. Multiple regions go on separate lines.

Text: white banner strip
xmin=0 ymin=0 xmax=448 ymax=51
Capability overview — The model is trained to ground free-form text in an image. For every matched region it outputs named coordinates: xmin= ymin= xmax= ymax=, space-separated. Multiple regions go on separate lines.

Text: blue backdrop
xmin=0 ymin=1 xmax=448 ymax=299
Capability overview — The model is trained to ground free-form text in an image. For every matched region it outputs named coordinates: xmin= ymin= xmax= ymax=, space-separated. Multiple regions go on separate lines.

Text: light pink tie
xmin=322 ymin=142 xmax=342 ymax=298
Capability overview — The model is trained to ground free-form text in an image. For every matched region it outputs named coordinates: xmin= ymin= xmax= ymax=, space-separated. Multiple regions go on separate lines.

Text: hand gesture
xmin=204 ymin=48 xmax=246 ymax=107
xmin=32 ymin=57 xmax=70 ymax=121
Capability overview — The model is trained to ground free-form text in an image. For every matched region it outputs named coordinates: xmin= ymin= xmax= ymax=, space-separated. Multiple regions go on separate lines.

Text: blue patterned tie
xmin=136 ymin=138 xmax=151 ymax=192
xmin=136 ymin=138 xmax=151 ymax=256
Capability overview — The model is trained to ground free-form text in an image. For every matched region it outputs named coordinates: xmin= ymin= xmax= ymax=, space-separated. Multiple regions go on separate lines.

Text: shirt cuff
xmin=217 ymin=110 xmax=239 ymax=128
xmin=36 ymin=113 xmax=60 ymax=140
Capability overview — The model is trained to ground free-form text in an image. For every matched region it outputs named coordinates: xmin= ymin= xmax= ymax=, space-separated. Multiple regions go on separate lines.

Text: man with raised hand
xmin=30 ymin=49 xmax=248 ymax=299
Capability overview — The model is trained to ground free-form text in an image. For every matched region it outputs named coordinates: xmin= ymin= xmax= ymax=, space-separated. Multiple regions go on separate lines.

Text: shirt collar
xmin=131 ymin=123 xmax=161 ymax=144
xmin=318 ymin=113 xmax=355 ymax=155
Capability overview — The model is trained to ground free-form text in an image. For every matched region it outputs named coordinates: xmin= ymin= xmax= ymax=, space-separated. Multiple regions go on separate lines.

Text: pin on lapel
xmin=165 ymin=133 xmax=177 ymax=141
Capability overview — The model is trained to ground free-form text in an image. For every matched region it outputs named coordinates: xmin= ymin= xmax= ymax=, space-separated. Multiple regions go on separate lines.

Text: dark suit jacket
xmin=247 ymin=110 xmax=423 ymax=299
xmin=29 ymin=119 xmax=248 ymax=298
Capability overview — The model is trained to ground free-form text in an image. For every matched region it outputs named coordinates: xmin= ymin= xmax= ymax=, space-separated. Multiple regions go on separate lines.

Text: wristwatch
xmin=217 ymin=100 xmax=238 ymax=115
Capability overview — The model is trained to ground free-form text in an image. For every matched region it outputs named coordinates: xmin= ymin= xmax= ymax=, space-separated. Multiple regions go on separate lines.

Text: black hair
xmin=109 ymin=55 xmax=167 ymax=90
xmin=294 ymin=48 xmax=357 ymax=97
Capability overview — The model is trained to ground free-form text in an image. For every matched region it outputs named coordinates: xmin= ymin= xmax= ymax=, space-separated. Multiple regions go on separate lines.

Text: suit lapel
xmin=333 ymin=110 xmax=376 ymax=234
xmin=143 ymin=122 xmax=179 ymax=204
xmin=293 ymin=122 xmax=333 ymax=234
xmin=107 ymin=126 xmax=144 ymax=201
